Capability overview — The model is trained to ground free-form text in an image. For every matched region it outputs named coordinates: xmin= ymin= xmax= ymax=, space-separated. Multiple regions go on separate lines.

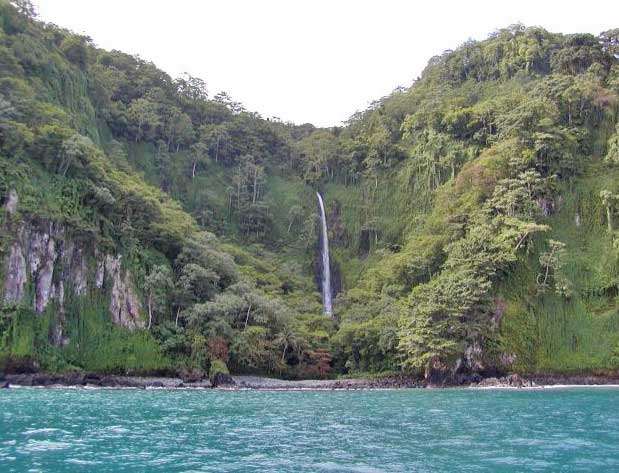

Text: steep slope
xmin=0 ymin=1 xmax=327 ymax=378
xmin=2 ymin=0 xmax=619 ymax=381
xmin=327 ymin=25 xmax=619 ymax=379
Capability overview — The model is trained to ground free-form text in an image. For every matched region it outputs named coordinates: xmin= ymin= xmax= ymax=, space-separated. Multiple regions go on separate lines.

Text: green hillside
xmin=1 ymin=0 xmax=619 ymax=381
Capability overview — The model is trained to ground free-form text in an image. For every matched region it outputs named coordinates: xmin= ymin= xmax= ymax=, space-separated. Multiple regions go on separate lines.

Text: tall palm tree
xmin=274 ymin=327 xmax=298 ymax=364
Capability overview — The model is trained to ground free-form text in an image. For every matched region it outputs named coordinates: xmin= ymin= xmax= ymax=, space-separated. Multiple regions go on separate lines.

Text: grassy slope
xmin=499 ymin=165 xmax=619 ymax=372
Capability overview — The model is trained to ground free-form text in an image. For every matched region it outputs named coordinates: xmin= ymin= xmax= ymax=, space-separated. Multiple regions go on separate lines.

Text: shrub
xmin=208 ymin=358 xmax=230 ymax=385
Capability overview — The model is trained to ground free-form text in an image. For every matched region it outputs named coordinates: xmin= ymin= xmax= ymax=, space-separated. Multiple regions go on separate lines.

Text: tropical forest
xmin=2 ymin=0 xmax=619 ymax=385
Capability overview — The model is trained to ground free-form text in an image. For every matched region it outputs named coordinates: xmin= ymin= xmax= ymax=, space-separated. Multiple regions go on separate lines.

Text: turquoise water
xmin=1 ymin=387 xmax=618 ymax=472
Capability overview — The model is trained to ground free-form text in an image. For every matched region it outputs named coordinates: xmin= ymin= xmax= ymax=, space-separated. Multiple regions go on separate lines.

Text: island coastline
xmin=3 ymin=372 xmax=619 ymax=390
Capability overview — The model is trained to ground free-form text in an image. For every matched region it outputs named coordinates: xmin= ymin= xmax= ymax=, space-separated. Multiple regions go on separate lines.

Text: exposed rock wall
xmin=3 ymin=242 xmax=26 ymax=305
xmin=2 ymin=192 xmax=143 ymax=336
xmin=27 ymin=223 xmax=59 ymax=313
xmin=105 ymin=254 xmax=142 ymax=330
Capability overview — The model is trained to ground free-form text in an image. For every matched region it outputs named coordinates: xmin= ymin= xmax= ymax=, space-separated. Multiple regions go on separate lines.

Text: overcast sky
xmin=35 ymin=0 xmax=619 ymax=127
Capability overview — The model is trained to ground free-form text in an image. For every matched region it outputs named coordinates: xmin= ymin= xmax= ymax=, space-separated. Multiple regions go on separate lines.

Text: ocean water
xmin=1 ymin=387 xmax=618 ymax=472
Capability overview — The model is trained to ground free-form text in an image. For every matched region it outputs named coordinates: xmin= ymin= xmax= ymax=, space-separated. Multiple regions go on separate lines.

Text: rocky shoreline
xmin=2 ymin=372 xmax=619 ymax=390
xmin=527 ymin=373 xmax=619 ymax=386
xmin=232 ymin=374 xmax=425 ymax=390
xmin=0 ymin=372 xmax=211 ymax=389
xmin=0 ymin=372 xmax=424 ymax=390
xmin=472 ymin=373 xmax=619 ymax=388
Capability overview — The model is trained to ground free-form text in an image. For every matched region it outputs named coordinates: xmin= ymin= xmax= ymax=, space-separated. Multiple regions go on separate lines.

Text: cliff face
xmin=2 ymin=191 xmax=143 ymax=345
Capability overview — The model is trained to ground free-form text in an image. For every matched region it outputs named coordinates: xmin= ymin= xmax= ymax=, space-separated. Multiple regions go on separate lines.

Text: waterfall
xmin=316 ymin=192 xmax=333 ymax=316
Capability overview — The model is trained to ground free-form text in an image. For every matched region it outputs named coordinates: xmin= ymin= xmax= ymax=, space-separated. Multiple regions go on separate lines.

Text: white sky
xmin=35 ymin=0 xmax=619 ymax=127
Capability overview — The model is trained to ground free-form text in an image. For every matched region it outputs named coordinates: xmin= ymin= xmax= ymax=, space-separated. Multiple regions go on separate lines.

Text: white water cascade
xmin=316 ymin=192 xmax=333 ymax=316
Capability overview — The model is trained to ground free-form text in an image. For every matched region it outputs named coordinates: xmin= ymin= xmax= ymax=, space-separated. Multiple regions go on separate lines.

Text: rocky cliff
xmin=2 ymin=191 xmax=143 ymax=347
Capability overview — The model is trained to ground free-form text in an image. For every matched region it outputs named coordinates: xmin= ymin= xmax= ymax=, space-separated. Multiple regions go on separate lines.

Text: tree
xmin=239 ymin=202 xmax=273 ymax=238
xmin=606 ymin=126 xmax=619 ymax=165
xmin=213 ymin=91 xmax=245 ymax=114
xmin=152 ymin=322 xmax=191 ymax=357
xmin=201 ymin=124 xmax=232 ymax=164
xmin=60 ymin=35 xmax=90 ymax=69
xmin=399 ymin=196 xmax=548 ymax=376
xmin=230 ymin=154 xmax=272 ymax=238
xmin=298 ymin=130 xmax=339 ymax=183
xmin=175 ymin=232 xmax=238 ymax=289
xmin=9 ymin=0 xmax=36 ymax=17
xmin=160 ymin=105 xmax=194 ymax=152
xmin=175 ymin=73 xmax=208 ymax=104
xmin=58 ymin=133 xmax=98 ymax=177
xmin=399 ymin=267 xmax=490 ymax=376
xmin=144 ymin=265 xmax=173 ymax=330
xmin=302 ymin=213 xmax=319 ymax=249
xmin=488 ymin=170 xmax=550 ymax=218
xmin=230 ymin=326 xmax=271 ymax=371
xmin=599 ymin=29 xmax=619 ymax=59
xmin=154 ymin=140 xmax=171 ymax=191
xmin=304 ymin=348 xmax=332 ymax=377
xmin=0 ymin=97 xmax=16 ymax=122
xmin=404 ymin=129 xmax=468 ymax=191
xmin=274 ymin=326 xmax=299 ymax=364
xmin=189 ymin=141 xmax=210 ymax=179
xmin=537 ymin=239 xmax=571 ymax=297
xmin=127 ymin=98 xmax=160 ymax=143
xmin=363 ymin=118 xmax=401 ymax=186
xmin=287 ymin=204 xmax=303 ymax=233
xmin=178 ymin=263 xmax=219 ymax=303
xmin=600 ymin=190 xmax=619 ymax=234
xmin=170 ymin=283 xmax=192 ymax=328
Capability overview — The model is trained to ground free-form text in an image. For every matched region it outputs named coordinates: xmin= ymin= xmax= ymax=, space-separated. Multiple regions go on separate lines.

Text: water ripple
xmin=0 ymin=387 xmax=618 ymax=472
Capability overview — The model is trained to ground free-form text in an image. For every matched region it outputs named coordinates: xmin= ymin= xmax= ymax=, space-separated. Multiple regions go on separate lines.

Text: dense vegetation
xmin=1 ymin=0 xmax=619 ymax=380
